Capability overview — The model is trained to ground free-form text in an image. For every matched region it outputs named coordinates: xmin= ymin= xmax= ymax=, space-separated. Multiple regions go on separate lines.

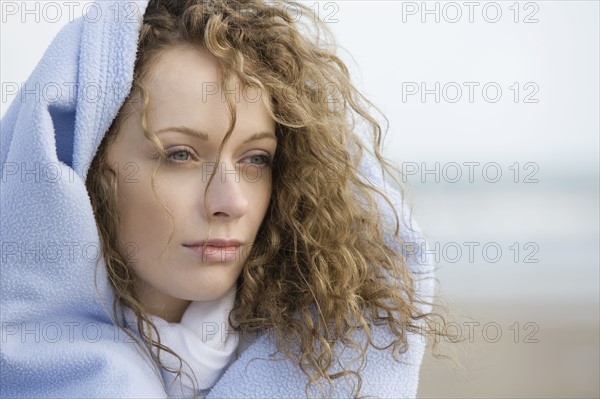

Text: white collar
xmin=125 ymin=287 xmax=240 ymax=398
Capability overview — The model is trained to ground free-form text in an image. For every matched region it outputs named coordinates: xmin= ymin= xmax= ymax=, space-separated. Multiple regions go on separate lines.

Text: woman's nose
xmin=204 ymin=161 xmax=248 ymax=219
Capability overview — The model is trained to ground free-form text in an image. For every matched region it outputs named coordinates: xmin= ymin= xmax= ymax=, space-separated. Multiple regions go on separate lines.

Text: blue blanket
xmin=0 ymin=1 xmax=433 ymax=397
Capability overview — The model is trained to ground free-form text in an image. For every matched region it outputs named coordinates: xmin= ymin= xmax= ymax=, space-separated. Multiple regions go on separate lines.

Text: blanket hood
xmin=0 ymin=2 xmax=169 ymax=397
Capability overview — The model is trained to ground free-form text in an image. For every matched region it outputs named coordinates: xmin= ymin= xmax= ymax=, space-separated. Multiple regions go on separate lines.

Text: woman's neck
xmin=133 ymin=280 xmax=191 ymax=323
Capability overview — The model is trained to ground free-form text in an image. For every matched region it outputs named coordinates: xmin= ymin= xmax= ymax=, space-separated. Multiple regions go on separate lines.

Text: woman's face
xmin=107 ymin=46 xmax=276 ymax=322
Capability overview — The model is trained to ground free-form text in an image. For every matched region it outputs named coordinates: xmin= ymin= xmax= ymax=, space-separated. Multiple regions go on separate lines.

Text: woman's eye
xmin=166 ymin=148 xmax=195 ymax=163
xmin=245 ymin=154 xmax=272 ymax=167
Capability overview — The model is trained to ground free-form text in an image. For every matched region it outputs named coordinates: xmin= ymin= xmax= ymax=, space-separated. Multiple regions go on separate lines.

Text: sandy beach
xmin=418 ymin=300 xmax=599 ymax=398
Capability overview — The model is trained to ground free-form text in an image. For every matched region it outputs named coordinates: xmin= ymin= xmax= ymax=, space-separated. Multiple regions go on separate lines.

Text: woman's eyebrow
xmin=242 ymin=131 xmax=277 ymax=144
xmin=156 ymin=126 xmax=208 ymax=140
xmin=156 ymin=127 xmax=276 ymax=143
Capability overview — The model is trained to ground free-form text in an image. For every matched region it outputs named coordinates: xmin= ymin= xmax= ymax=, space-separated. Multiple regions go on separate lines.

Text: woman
xmin=1 ymin=0 xmax=445 ymax=397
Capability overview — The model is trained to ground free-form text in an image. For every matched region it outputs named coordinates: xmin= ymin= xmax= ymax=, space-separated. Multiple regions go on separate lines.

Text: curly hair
xmin=85 ymin=0 xmax=450 ymax=396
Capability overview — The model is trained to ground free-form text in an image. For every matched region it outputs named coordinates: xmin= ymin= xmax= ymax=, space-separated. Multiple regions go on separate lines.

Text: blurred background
xmin=2 ymin=1 xmax=598 ymax=397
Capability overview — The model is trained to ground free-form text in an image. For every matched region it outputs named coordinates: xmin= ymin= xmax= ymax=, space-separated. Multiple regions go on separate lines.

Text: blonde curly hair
xmin=86 ymin=0 xmax=449 ymax=396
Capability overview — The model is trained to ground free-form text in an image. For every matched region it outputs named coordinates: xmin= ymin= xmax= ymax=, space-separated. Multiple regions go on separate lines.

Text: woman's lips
xmin=183 ymin=243 xmax=242 ymax=263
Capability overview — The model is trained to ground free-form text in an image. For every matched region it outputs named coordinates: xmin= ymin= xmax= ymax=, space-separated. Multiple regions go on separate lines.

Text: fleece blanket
xmin=0 ymin=1 xmax=434 ymax=397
